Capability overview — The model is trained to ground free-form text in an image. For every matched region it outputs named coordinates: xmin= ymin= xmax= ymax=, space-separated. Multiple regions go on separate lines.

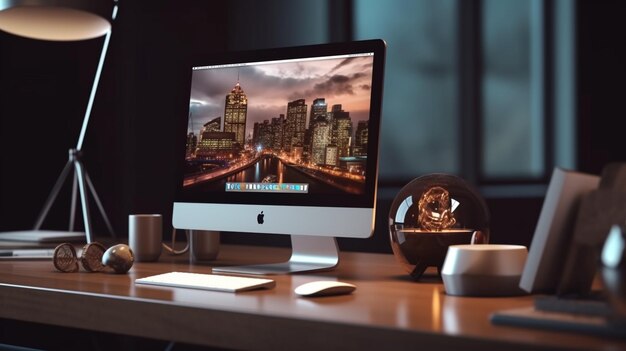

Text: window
xmin=482 ymin=0 xmax=539 ymax=178
xmin=355 ymin=0 xmax=459 ymax=180
xmin=353 ymin=0 xmax=575 ymax=188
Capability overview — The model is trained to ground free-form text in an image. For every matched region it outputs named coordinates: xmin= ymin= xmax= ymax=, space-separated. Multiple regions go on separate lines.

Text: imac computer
xmin=173 ymin=39 xmax=386 ymax=274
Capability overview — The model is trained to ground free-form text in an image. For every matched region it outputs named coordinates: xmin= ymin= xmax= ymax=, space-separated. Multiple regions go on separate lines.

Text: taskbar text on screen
xmin=225 ymin=182 xmax=309 ymax=193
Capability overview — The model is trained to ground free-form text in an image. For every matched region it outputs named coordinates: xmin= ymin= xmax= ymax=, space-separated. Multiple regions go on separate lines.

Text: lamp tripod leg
xmin=33 ymin=151 xmax=115 ymax=244
xmin=84 ymin=170 xmax=116 ymax=238
xmin=34 ymin=159 xmax=74 ymax=231
xmin=69 ymin=170 xmax=78 ymax=232
xmin=74 ymin=159 xmax=93 ymax=243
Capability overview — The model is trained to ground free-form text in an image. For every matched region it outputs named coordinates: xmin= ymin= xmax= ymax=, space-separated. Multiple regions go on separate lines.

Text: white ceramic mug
xmin=128 ymin=214 xmax=163 ymax=262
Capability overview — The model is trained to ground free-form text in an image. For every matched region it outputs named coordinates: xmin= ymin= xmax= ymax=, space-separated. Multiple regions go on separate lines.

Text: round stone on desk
xmin=102 ymin=244 xmax=135 ymax=274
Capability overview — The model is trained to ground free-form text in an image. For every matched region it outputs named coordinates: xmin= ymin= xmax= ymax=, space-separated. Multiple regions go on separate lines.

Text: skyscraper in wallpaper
xmin=311 ymin=115 xmax=332 ymax=165
xmin=310 ymin=98 xmax=328 ymax=121
xmin=286 ymin=99 xmax=307 ymax=150
xmin=203 ymin=116 xmax=222 ymax=133
xmin=330 ymin=105 xmax=353 ymax=158
xmin=271 ymin=114 xmax=285 ymax=151
xmin=186 ymin=132 xmax=197 ymax=158
xmin=224 ymin=82 xmax=248 ymax=147
xmin=354 ymin=120 xmax=369 ymax=156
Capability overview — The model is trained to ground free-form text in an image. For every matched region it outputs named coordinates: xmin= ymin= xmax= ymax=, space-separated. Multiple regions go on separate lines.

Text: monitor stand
xmin=213 ymin=235 xmax=339 ymax=275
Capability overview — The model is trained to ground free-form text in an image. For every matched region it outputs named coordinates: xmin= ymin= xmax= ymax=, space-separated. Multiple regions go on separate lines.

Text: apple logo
xmin=257 ymin=211 xmax=264 ymax=224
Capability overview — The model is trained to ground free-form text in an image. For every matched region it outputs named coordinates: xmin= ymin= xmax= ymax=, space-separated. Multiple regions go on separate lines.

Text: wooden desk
xmin=0 ymin=244 xmax=624 ymax=351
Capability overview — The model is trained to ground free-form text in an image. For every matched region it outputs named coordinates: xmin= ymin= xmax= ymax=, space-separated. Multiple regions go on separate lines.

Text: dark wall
xmin=576 ymin=0 xmax=626 ymax=174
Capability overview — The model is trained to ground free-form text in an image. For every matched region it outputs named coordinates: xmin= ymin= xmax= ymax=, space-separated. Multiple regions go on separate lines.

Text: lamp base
xmin=0 ymin=230 xmax=86 ymax=243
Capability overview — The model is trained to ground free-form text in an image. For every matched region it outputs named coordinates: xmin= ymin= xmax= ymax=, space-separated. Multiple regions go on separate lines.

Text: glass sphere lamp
xmin=389 ymin=173 xmax=490 ymax=280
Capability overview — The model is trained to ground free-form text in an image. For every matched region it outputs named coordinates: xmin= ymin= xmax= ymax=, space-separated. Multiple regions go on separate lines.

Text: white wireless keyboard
xmin=135 ymin=272 xmax=275 ymax=292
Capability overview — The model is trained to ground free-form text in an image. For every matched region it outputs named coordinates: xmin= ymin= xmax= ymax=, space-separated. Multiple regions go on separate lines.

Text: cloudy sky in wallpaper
xmin=188 ymin=55 xmax=374 ymax=137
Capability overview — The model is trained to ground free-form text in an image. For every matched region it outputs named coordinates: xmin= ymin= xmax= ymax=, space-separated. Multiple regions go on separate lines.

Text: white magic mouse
xmin=294 ymin=281 xmax=356 ymax=297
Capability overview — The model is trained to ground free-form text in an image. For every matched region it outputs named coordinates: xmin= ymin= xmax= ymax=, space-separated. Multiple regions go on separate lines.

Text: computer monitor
xmin=173 ymin=39 xmax=386 ymax=274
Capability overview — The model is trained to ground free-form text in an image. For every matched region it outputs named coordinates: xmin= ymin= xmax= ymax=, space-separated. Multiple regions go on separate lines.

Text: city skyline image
xmin=184 ymin=54 xmax=374 ymax=195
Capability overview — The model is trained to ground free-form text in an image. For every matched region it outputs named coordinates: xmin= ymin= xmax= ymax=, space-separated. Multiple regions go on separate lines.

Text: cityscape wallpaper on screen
xmin=184 ymin=54 xmax=374 ymax=195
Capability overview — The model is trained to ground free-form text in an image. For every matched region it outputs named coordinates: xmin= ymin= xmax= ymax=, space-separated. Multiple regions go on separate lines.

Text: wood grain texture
xmin=0 ymin=245 xmax=624 ymax=351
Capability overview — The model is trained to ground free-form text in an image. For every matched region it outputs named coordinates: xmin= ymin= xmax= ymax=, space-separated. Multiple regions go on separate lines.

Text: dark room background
xmin=1 ymin=0 xmax=624 ymax=253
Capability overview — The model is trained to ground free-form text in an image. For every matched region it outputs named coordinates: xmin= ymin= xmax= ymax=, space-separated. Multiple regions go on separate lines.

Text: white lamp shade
xmin=0 ymin=2 xmax=111 ymax=41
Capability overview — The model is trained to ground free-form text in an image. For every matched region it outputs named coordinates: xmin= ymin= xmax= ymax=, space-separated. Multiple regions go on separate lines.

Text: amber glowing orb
xmin=389 ymin=174 xmax=490 ymax=280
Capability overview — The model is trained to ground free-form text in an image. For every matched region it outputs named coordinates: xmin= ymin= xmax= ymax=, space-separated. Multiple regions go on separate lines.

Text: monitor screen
xmin=173 ymin=40 xmax=385 ymax=242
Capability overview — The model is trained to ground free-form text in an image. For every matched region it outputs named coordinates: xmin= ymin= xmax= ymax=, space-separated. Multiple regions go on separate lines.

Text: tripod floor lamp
xmin=0 ymin=0 xmax=119 ymax=243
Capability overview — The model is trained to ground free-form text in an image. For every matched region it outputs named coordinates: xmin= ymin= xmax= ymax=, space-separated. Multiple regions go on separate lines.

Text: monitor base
xmin=213 ymin=235 xmax=339 ymax=275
